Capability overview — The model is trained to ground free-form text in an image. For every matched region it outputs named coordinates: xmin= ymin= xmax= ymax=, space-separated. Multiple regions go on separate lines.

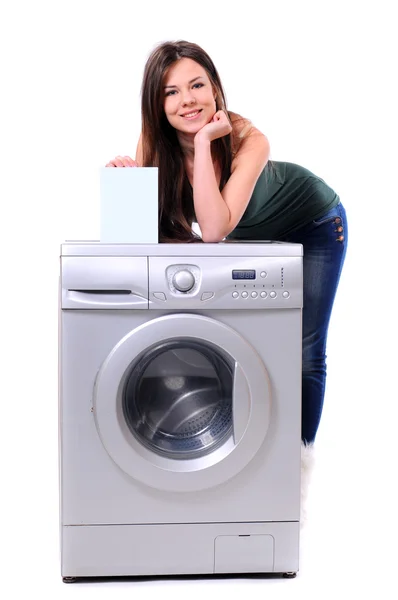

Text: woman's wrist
xmin=194 ymin=131 xmax=211 ymax=148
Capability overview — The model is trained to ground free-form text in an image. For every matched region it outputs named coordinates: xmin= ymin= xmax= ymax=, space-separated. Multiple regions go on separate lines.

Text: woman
xmin=106 ymin=40 xmax=348 ymax=518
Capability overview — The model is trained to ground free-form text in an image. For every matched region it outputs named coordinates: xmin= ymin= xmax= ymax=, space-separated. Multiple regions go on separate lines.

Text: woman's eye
xmin=165 ymin=84 xmax=203 ymax=96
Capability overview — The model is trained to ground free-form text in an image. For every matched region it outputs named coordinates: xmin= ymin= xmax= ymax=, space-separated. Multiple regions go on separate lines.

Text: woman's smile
xmin=180 ymin=109 xmax=203 ymax=120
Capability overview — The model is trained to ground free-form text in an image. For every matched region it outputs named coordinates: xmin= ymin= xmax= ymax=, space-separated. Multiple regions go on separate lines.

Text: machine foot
xmin=62 ymin=576 xmax=77 ymax=583
xmin=283 ymin=572 xmax=297 ymax=579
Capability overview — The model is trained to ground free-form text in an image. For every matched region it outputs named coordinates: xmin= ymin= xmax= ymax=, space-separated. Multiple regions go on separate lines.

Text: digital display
xmin=232 ymin=270 xmax=256 ymax=280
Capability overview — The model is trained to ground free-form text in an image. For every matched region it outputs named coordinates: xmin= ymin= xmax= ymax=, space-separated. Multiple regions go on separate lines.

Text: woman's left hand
xmin=195 ymin=110 xmax=232 ymax=143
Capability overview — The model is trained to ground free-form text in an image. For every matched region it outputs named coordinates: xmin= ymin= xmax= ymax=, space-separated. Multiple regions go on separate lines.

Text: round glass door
xmin=93 ymin=313 xmax=271 ymax=492
xmin=123 ymin=340 xmax=233 ymax=459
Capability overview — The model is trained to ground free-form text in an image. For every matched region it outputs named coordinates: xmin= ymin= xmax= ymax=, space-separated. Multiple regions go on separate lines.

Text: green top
xmin=228 ymin=160 xmax=340 ymax=240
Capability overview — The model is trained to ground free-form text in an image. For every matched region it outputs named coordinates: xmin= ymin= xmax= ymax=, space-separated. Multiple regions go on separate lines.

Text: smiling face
xmin=163 ymin=58 xmax=217 ymax=137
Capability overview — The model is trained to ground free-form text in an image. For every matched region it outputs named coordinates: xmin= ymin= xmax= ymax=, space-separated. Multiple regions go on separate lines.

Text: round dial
xmin=173 ymin=270 xmax=195 ymax=292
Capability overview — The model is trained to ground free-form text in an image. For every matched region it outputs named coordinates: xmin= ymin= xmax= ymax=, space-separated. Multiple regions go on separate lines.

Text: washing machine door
xmin=93 ymin=313 xmax=271 ymax=492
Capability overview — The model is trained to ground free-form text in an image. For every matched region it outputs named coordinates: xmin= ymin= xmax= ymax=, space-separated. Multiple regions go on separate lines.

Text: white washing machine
xmin=59 ymin=241 xmax=303 ymax=581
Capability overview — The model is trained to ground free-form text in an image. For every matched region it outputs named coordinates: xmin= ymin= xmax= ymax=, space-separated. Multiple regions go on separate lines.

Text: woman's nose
xmin=181 ymin=90 xmax=196 ymax=105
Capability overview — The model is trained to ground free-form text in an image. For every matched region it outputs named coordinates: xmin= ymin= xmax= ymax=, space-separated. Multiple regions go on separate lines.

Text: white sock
xmin=301 ymin=441 xmax=316 ymax=528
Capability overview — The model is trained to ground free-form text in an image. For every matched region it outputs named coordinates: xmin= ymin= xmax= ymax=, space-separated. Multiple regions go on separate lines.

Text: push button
xmin=201 ymin=292 xmax=214 ymax=301
xmin=260 ymin=291 xmax=267 ymax=298
xmin=282 ymin=291 xmax=290 ymax=298
xmin=251 ymin=291 xmax=258 ymax=298
xmin=232 ymin=291 xmax=239 ymax=298
xmin=153 ymin=292 xmax=166 ymax=301
xmin=241 ymin=291 xmax=249 ymax=298
xmin=269 ymin=291 xmax=277 ymax=299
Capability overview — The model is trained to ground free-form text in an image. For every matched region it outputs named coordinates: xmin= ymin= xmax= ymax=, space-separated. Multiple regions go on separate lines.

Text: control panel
xmin=148 ymin=256 xmax=303 ymax=310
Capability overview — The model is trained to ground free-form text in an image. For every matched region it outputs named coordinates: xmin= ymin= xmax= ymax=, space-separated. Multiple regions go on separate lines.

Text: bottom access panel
xmin=62 ymin=521 xmax=300 ymax=578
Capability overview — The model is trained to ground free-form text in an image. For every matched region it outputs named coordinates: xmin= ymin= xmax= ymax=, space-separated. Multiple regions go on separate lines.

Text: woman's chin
xmin=176 ymin=123 xmax=203 ymax=136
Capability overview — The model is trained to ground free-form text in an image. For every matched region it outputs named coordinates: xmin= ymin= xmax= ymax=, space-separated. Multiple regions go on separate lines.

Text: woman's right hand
xmin=105 ymin=155 xmax=138 ymax=167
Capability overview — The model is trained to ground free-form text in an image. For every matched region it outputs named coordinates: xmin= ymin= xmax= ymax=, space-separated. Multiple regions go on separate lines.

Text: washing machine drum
xmin=123 ymin=340 xmax=233 ymax=459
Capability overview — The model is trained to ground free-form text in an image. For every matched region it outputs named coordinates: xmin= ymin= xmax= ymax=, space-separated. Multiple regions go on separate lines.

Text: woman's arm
xmin=193 ymin=113 xmax=269 ymax=242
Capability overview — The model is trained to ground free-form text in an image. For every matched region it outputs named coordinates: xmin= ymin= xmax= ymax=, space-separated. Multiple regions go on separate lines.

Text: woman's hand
xmin=105 ymin=155 xmax=138 ymax=167
xmin=195 ymin=110 xmax=232 ymax=144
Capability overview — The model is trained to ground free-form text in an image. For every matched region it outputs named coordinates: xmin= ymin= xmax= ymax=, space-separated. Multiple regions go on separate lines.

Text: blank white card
xmin=100 ymin=167 xmax=158 ymax=243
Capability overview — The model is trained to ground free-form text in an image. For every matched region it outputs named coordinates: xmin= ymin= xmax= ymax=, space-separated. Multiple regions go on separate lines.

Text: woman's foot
xmin=301 ymin=442 xmax=316 ymax=528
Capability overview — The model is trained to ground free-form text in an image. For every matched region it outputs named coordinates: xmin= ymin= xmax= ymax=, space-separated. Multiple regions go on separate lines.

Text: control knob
xmin=173 ymin=269 xmax=195 ymax=292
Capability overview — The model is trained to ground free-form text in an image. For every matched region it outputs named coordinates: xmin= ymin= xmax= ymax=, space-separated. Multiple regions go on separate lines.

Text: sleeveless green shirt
xmin=228 ymin=160 xmax=340 ymax=240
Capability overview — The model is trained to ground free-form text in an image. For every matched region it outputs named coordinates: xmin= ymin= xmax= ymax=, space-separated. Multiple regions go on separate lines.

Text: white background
xmin=1 ymin=0 xmax=397 ymax=597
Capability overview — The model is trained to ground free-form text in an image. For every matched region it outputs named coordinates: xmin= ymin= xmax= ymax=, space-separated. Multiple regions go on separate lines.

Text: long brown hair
xmin=140 ymin=40 xmax=235 ymax=243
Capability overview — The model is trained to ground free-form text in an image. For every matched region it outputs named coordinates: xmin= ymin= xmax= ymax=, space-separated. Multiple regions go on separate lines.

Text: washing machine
xmin=59 ymin=241 xmax=303 ymax=581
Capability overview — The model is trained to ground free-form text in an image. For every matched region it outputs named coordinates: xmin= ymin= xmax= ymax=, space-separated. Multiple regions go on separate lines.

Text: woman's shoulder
xmin=228 ymin=111 xmax=269 ymax=168
xmin=228 ymin=111 xmax=253 ymax=137
xmin=228 ymin=111 xmax=265 ymax=139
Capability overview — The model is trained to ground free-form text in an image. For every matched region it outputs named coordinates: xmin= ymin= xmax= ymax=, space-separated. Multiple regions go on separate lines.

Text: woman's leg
xmin=285 ymin=202 xmax=348 ymax=444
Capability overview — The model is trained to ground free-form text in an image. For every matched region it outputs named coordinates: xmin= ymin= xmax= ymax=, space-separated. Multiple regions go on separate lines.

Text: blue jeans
xmin=282 ymin=202 xmax=348 ymax=444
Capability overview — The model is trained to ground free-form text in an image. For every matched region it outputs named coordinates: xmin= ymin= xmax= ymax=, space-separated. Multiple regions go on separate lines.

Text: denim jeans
xmin=282 ymin=202 xmax=348 ymax=444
